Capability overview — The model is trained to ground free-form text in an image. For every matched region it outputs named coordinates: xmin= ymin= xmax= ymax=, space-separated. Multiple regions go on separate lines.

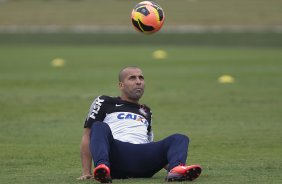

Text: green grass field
xmin=1 ymin=45 xmax=282 ymax=183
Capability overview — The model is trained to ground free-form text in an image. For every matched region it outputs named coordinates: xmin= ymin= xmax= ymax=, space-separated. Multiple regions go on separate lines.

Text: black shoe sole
xmin=186 ymin=166 xmax=202 ymax=181
xmin=166 ymin=166 xmax=202 ymax=182
xmin=94 ymin=168 xmax=112 ymax=183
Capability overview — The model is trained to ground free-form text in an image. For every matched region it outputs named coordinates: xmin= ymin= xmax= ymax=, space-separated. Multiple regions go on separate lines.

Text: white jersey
xmin=84 ymin=95 xmax=153 ymax=144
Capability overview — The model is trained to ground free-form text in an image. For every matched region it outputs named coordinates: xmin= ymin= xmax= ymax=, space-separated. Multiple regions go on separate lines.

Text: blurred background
xmin=0 ymin=0 xmax=281 ymax=46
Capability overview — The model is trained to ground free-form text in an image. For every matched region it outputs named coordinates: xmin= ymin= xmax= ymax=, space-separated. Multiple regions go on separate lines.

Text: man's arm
xmin=77 ymin=128 xmax=93 ymax=180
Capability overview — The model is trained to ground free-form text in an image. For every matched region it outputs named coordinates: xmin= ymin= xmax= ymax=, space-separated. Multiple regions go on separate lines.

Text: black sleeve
xmin=142 ymin=104 xmax=153 ymax=133
xmin=84 ymin=95 xmax=107 ymax=128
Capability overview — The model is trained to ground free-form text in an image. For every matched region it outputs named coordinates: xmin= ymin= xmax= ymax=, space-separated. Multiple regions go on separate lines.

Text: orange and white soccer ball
xmin=131 ymin=1 xmax=165 ymax=34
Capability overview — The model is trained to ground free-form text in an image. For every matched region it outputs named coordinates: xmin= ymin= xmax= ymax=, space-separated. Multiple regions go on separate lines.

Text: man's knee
xmin=170 ymin=133 xmax=189 ymax=144
xmin=90 ymin=122 xmax=111 ymax=136
xmin=91 ymin=121 xmax=109 ymax=129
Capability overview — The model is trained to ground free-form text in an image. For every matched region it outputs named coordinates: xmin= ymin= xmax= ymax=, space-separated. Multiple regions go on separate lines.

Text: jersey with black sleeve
xmin=84 ymin=95 xmax=153 ymax=144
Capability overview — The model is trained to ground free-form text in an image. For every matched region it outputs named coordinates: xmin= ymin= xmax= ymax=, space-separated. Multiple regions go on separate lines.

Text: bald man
xmin=78 ymin=66 xmax=201 ymax=183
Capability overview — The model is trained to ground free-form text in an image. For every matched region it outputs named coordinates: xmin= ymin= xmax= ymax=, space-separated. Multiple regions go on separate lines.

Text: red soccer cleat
xmin=165 ymin=164 xmax=202 ymax=182
xmin=93 ymin=164 xmax=112 ymax=183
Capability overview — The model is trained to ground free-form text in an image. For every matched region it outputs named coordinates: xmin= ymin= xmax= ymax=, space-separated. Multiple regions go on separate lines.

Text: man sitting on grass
xmin=78 ymin=66 xmax=202 ymax=183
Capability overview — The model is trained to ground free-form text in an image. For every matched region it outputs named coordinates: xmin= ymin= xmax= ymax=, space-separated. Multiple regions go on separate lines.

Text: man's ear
xmin=119 ymin=82 xmax=123 ymax=88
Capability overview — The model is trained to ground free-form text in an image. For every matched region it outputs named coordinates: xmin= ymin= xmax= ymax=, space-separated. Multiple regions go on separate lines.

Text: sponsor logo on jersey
xmin=117 ymin=113 xmax=148 ymax=126
xmin=89 ymin=97 xmax=104 ymax=119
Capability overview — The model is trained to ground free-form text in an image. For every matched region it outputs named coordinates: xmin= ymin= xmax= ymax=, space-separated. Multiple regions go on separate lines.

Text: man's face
xmin=119 ymin=68 xmax=145 ymax=102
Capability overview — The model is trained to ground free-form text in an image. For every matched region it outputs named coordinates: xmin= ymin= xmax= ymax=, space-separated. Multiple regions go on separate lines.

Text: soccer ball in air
xmin=131 ymin=1 xmax=165 ymax=34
